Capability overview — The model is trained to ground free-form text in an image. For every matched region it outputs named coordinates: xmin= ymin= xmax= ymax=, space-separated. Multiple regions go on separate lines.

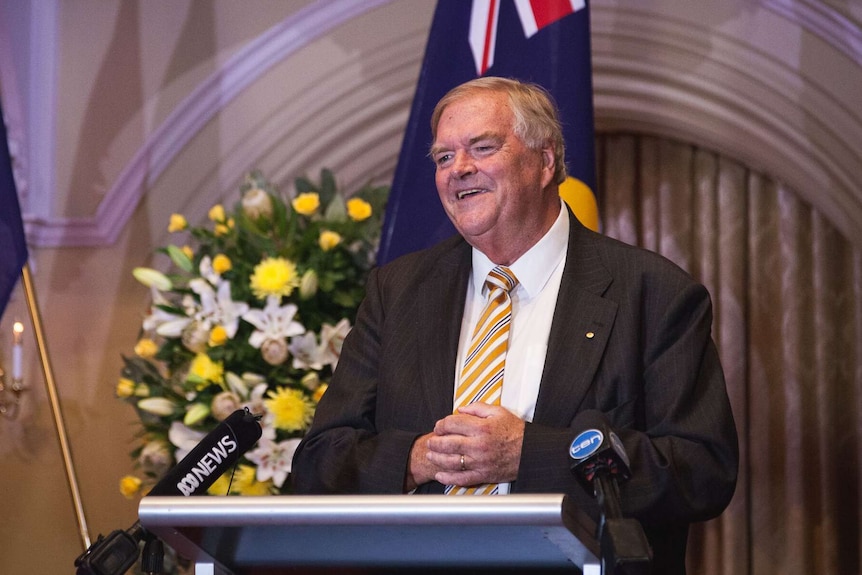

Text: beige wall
xmin=0 ymin=1 xmax=861 ymax=573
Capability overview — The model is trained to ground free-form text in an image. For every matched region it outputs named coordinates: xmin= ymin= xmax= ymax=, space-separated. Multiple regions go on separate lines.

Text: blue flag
xmin=0 ymin=101 xmax=28 ymax=318
xmin=378 ymin=0 xmax=597 ymax=264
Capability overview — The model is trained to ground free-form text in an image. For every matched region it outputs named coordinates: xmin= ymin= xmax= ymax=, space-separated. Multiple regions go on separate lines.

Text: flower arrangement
xmin=117 ymin=169 xmax=387 ymax=497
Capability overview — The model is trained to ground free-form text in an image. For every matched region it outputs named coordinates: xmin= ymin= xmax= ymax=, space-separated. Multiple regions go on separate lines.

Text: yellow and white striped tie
xmin=446 ymin=266 xmax=518 ymax=495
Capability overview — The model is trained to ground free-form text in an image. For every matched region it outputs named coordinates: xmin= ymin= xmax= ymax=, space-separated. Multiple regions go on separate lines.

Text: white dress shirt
xmin=454 ymin=202 xmax=569 ymax=492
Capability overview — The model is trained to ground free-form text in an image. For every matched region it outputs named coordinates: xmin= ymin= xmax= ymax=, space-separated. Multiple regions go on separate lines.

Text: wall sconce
xmin=0 ymin=321 xmax=25 ymax=418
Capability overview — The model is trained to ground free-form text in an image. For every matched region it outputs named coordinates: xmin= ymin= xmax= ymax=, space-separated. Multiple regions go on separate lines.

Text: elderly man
xmin=292 ymin=77 xmax=738 ymax=574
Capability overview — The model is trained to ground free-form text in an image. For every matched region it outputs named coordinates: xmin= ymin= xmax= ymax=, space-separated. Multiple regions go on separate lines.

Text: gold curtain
xmin=596 ymin=133 xmax=862 ymax=575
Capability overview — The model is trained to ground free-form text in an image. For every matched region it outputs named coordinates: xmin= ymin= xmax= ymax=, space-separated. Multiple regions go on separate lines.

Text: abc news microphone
xmin=569 ymin=411 xmax=653 ymax=575
xmin=74 ymin=408 xmax=262 ymax=575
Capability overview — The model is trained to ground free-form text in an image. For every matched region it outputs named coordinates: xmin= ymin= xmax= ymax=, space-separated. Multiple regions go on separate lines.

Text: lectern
xmin=139 ymin=493 xmax=601 ymax=574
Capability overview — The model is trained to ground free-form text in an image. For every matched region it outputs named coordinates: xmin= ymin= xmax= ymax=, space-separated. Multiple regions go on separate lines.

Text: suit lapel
xmin=534 ymin=215 xmax=617 ymax=426
xmin=415 ymin=242 xmax=472 ymax=419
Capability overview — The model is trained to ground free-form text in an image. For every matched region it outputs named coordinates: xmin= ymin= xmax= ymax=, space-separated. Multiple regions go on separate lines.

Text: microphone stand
xmin=74 ymin=521 xmax=165 ymax=575
xmin=592 ymin=467 xmax=652 ymax=575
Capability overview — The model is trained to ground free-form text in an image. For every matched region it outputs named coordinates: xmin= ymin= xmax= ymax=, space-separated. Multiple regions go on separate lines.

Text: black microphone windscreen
xmin=568 ymin=411 xmax=631 ymax=493
xmin=148 ymin=408 xmax=262 ymax=497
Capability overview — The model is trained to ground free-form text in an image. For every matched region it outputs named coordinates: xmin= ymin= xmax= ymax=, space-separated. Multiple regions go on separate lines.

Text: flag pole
xmin=21 ymin=262 xmax=91 ymax=550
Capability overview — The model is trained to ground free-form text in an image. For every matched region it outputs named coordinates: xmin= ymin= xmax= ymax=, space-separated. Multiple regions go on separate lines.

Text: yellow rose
xmin=208 ymin=204 xmax=226 ymax=222
xmin=318 ymin=230 xmax=342 ymax=252
xmin=168 ymin=213 xmax=187 ymax=232
xmin=212 ymin=254 xmax=232 ymax=274
xmin=209 ymin=325 xmax=228 ymax=347
xmin=292 ymin=192 xmax=320 ymax=216
xmin=116 ymin=377 xmax=136 ymax=398
xmin=313 ymin=383 xmax=329 ymax=403
xmin=119 ymin=475 xmax=142 ymax=499
xmin=134 ymin=338 xmax=158 ymax=359
xmin=213 ymin=218 xmax=234 ymax=236
xmin=346 ymin=197 xmax=372 ymax=221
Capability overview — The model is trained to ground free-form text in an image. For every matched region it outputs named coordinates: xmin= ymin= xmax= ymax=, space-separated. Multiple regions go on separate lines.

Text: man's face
xmin=431 ymin=91 xmax=556 ymax=263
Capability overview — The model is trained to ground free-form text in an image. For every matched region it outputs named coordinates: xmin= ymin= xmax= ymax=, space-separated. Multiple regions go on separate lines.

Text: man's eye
xmin=435 ymin=153 xmax=453 ymax=165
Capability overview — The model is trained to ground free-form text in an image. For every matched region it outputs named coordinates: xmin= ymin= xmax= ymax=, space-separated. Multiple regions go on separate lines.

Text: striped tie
xmin=446 ymin=266 xmax=518 ymax=495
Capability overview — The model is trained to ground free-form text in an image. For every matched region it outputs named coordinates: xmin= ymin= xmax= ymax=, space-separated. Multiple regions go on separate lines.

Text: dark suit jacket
xmin=292 ymin=211 xmax=738 ymax=574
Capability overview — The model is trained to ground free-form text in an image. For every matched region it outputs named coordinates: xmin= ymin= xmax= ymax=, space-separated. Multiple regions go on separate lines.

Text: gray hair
xmin=430 ymin=77 xmax=567 ymax=184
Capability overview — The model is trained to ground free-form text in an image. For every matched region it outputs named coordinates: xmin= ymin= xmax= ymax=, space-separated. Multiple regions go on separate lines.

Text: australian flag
xmin=378 ymin=0 xmax=597 ymax=263
xmin=0 ymin=101 xmax=28 ymax=319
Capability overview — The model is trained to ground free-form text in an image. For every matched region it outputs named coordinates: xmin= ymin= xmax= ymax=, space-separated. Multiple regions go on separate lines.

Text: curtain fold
xmin=596 ymin=133 xmax=862 ymax=575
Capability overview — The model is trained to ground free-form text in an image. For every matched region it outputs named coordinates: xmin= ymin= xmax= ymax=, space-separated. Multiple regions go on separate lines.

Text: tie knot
xmin=486 ymin=266 xmax=518 ymax=294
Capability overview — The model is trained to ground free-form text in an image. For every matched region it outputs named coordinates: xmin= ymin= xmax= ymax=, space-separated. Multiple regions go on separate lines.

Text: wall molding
xmin=24 ymin=0 xmax=394 ymax=247
xmin=22 ymin=0 xmax=862 ymax=250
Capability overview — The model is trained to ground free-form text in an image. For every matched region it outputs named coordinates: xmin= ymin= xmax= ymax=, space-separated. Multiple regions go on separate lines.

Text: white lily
xmin=289 ymin=332 xmax=324 ymax=370
xmin=245 ymin=437 xmax=302 ymax=488
xmin=168 ymin=421 xmax=206 ymax=462
xmin=189 ymin=276 xmax=249 ymax=338
xmin=319 ymin=318 xmax=351 ymax=369
xmin=242 ymin=296 xmax=305 ymax=349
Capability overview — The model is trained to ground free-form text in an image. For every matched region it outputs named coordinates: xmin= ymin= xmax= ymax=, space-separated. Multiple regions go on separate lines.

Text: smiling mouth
xmin=457 ymin=189 xmax=485 ymax=200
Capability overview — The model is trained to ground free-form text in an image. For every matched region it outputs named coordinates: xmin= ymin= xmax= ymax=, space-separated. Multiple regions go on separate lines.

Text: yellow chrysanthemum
xmin=250 ymin=257 xmax=300 ymax=300
xmin=209 ymin=325 xmax=228 ymax=347
xmin=116 ymin=377 xmax=136 ymax=398
xmin=232 ymin=464 xmax=274 ymax=496
xmin=168 ymin=213 xmax=187 ymax=232
xmin=206 ymin=471 xmax=234 ymax=496
xmin=346 ymin=197 xmax=372 ymax=222
xmin=265 ymin=386 xmax=315 ymax=432
xmin=208 ymin=465 xmax=273 ymax=496
xmin=292 ymin=193 xmax=320 ymax=216
xmin=134 ymin=338 xmax=159 ymax=359
xmin=119 ymin=475 xmax=142 ymax=499
xmin=188 ymin=352 xmax=224 ymax=388
xmin=212 ymin=253 xmax=232 ymax=274
xmin=318 ymin=230 xmax=342 ymax=252
xmin=208 ymin=204 xmax=226 ymax=222
xmin=181 ymin=245 xmax=194 ymax=259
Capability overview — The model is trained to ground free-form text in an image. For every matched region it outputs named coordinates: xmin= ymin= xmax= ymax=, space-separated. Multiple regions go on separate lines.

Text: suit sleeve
xmin=290 ymin=266 xmax=420 ymax=494
xmin=516 ymin=269 xmax=738 ymax=526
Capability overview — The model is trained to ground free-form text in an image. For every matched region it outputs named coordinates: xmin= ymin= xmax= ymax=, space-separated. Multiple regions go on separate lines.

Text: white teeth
xmin=457 ymin=189 xmax=482 ymax=200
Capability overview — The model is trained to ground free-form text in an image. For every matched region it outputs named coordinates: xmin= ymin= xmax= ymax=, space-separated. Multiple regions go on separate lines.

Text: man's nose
xmin=450 ymin=151 xmax=476 ymax=178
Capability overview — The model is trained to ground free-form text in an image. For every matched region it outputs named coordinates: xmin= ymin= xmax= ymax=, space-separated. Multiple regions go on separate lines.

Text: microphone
xmin=74 ymin=408 xmax=262 ymax=575
xmin=149 ymin=407 xmax=262 ymax=496
xmin=568 ymin=412 xmax=652 ymax=575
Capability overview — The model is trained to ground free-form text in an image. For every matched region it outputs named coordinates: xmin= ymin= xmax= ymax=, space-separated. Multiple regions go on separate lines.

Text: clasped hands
xmin=405 ymin=402 xmax=525 ymax=491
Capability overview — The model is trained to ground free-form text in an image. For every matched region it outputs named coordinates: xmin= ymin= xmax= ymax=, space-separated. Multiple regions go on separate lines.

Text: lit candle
xmin=12 ymin=322 xmax=23 ymax=380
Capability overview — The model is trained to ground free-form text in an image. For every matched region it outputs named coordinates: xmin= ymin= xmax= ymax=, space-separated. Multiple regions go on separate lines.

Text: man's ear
xmin=540 ymin=146 xmax=556 ymax=187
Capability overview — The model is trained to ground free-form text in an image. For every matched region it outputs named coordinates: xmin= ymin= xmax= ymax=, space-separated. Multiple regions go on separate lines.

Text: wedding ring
xmin=460 ymin=454 xmax=466 ymax=471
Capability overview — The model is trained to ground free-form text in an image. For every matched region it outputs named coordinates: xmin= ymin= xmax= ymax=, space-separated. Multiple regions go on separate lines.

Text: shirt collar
xmin=470 ymin=201 xmax=569 ymax=298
